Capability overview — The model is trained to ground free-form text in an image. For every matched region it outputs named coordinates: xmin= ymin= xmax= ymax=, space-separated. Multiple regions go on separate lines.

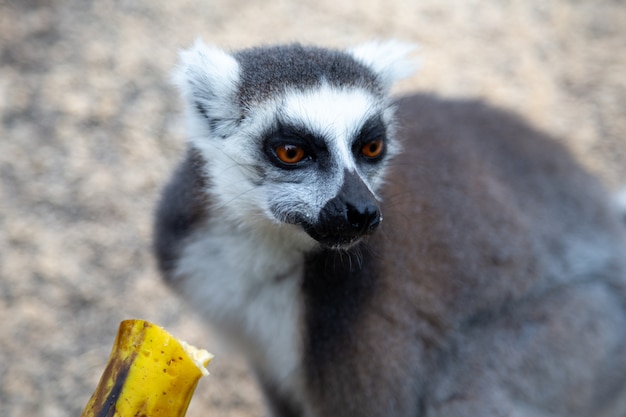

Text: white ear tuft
xmin=348 ymin=40 xmax=418 ymax=89
xmin=172 ymin=39 xmax=241 ymax=137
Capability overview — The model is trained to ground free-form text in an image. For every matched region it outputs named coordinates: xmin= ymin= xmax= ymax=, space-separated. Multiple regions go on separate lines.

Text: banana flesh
xmin=80 ymin=319 xmax=213 ymax=417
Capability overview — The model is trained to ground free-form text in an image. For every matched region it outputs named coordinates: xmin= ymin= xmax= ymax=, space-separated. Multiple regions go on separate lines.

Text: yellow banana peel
xmin=80 ymin=319 xmax=213 ymax=417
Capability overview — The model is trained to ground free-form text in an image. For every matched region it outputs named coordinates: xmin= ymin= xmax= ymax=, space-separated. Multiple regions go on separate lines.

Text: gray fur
xmin=153 ymin=148 xmax=208 ymax=276
xmin=234 ymin=44 xmax=383 ymax=105
xmin=155 ymin=42 xmax=626 ymax=417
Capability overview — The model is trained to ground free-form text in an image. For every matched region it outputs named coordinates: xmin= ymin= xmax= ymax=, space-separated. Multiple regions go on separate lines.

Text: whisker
xmin=205 ymin=178 xmax=261 ymax=211
xmin=182 ymin=134 xmax=265 ymax=179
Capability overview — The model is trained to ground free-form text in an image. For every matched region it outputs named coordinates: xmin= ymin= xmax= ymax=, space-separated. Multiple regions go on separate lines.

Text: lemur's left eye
xmin=275 ymin=144 xmax=307 ymax=164
xmin=360 ymin=138 xmax=384 ymax=159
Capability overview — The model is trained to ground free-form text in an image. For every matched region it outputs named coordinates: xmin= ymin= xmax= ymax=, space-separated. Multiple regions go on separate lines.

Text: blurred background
xmin=1 ymin=1 xmax=625 ymax=416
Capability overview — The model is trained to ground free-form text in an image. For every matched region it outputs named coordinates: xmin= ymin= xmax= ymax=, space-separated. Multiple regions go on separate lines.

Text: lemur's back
xmin=384 ymin=94 xmax=626 ymax=323
xmin=154 ymin=42 xmax=626 ymax=417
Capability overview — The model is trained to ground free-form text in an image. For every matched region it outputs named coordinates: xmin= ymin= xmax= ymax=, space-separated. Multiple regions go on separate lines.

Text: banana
xmin=80 ymin=319 xmax=213 ymax=417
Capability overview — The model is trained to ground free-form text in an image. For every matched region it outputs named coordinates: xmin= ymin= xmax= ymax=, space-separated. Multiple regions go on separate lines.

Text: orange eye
xmin=275 ymin=144 xmax=307 ymax=164
xmin=361 ymin=138 xmax=384 ymax=159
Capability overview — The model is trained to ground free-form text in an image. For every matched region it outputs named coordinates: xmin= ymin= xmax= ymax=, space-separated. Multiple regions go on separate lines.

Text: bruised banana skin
xmin=81 ymin=319 xmax=213 ymax=417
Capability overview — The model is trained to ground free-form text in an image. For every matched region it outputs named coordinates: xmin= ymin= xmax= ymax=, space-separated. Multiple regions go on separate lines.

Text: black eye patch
xmin=262 ymin=122 xmax=331 ymax=169
xmin=352 ymin=116 xmax=388 ymax=159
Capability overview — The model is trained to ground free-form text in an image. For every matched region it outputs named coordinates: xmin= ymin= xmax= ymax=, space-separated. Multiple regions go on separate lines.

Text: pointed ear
xmin=172 ymin=39 xmax=241 ymax=137
xmin=348 ymin=40 xmax=418 ymax=89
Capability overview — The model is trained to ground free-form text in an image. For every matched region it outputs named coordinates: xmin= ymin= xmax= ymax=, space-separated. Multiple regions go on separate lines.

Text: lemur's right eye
xmin=275 ymin=144 xmax=307 ymax=165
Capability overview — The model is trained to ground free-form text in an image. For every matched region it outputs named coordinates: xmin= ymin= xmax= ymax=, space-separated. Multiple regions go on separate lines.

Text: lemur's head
xmin=174 ymin=40 xmax=415 ymax=250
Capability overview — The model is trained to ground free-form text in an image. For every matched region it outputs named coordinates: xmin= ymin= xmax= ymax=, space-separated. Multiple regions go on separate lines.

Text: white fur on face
xmin=279 ymin=85 xmax=381 ymax=173
xmin=279 ymin=85 xmax=401 ymax=193
xmin=191 ymin=84 xmax=393 ymax=239
xmin=264 ymin=85 xmax=393 ymax=226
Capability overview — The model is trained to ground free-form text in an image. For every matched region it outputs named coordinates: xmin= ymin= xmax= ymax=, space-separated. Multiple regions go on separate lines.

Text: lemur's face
xmin=245 ymin=85 xmax=392 ymax=249
xmin=175 ymin=41 xmax=415 ymax=249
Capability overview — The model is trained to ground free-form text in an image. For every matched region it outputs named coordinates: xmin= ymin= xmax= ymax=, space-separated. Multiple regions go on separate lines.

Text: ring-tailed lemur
xmin=154 ymin=40 xmax=626 ymax=417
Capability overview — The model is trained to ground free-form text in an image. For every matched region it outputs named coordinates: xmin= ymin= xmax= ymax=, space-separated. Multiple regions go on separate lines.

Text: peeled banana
xmin=80 ymin=319 xmax=213 ymax=417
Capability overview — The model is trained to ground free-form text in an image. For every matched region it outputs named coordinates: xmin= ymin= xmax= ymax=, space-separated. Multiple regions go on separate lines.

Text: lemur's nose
xmin=346 ymin=202 xmax=381 ymax=234
xmin=308 ymin=170 xmax=382 ymax=247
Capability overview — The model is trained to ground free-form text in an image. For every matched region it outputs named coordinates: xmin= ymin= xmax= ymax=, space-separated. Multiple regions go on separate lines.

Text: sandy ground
xmin=1 ymin=1 xmax=625 ymax=416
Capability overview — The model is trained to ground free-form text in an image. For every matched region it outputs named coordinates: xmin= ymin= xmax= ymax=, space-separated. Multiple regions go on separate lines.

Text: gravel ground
xmin=1 ymin=1 xmax=625 ymax=416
